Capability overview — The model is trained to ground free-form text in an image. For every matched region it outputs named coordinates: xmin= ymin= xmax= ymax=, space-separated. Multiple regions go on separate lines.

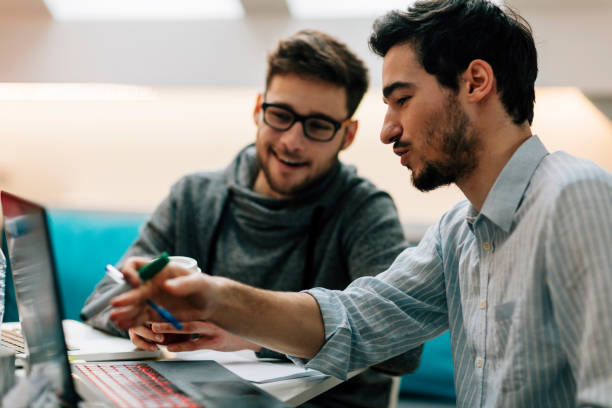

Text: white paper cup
xmin=169 ymin=256 xmax=201 ymax=274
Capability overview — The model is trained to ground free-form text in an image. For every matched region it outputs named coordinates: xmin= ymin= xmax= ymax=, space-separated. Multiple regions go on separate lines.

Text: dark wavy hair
xmin=369 ymin=0 xmax=537 ymax=125
xmin=266 ymin=30 xmax=369 ymax=117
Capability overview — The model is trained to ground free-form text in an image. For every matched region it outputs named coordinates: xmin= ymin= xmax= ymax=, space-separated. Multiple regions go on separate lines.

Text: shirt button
xmin=476 ymin=357 xmax=483 ymax=368
xmin=480 ymin=300 xmax=486 ymax=309
xmin=482 ymin=242 xmax=491 ymax=251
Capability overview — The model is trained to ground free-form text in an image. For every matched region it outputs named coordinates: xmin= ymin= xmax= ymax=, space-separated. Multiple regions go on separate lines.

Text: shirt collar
xmin=475 ymin=135 xmax=549 ymax=232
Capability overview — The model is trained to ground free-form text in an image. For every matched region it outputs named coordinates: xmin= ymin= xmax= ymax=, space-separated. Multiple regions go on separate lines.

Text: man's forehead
xmin=266 ymin=73 xmax=348 ymax=117
xmin=382 ymin=44 xmax=427 ymax=93
xmin=267 ymin=73 xmax=345 ymax=94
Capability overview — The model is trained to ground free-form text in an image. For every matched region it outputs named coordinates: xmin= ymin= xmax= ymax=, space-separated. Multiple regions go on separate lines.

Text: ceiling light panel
xmin=43 ymin=0 xmax=244 ymax=21
xmin=287 ymin=0 xmax=505 ymax=19
xmin=287 ymin=0 xmax=412 ymax=19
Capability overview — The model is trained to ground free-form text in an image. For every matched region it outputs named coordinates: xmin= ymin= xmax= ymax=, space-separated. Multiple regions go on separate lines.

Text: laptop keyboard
xmin=75 ymin=363 xmax=202 ymax=408
xmin=0 ymin=324 xmax=80 ymax=354
xmin=1 ymin=326 xmax=25 ymax=354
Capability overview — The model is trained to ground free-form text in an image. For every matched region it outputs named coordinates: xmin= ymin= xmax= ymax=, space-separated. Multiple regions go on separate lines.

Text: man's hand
xmin=149 ymin=321 xmax=262 ymax=353
xmin=128 ymin=325 xmax=163 ymax=352
xmin=110 ymin=260 xmax=220 ymax=329
xmin=109 ymin=260 xmax=326 ymax=359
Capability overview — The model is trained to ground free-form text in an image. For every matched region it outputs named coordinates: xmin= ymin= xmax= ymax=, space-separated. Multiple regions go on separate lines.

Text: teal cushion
xmin=2 ymin=232 xmax=18 ymax=322
xmin=46 ymin=210 xmax=147 ymax=321
xmin=400 ymin=331 xmax=456 ymax=399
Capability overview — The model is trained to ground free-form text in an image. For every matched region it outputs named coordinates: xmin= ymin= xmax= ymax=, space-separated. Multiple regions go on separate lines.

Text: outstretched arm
xmin=111 ymin=225 xmax=449 ymax=380
xmin=110 ymin=262 xmax=326 ymax=359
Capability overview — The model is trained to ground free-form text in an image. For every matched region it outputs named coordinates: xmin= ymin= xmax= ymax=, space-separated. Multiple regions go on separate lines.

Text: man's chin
xmin=268 ymin=185 xmax=301 ymax=199
xmin=266 ymin=176 xmax=306 ymax=199
xmin=412 ymin=169 xmax=454 ymax=192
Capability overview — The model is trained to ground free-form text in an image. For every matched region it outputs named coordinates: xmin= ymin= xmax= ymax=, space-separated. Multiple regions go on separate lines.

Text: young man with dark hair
xmin=84 ymin=29 xmax=421 ymax=408
xmin=111 ymin=1 xmax=612 ymax=406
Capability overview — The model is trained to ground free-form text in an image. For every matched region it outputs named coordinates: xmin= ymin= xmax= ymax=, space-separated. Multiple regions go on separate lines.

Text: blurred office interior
xmin=0 ymin=0 xmax=611 ymax=224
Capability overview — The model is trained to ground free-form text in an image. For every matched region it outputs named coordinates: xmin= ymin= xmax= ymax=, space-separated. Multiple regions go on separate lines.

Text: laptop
xmin=1 ymin=191 xmax=288 ymax=407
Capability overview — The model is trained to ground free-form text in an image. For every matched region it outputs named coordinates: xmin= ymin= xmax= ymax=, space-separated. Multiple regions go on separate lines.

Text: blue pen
xmin=105 ymin=264 xmax=183 ymax=330
xmin=146 ymin=299 xmax=183 ymax=330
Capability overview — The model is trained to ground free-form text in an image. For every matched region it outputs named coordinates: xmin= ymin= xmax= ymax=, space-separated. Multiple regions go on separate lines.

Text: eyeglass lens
xmin=263 ymin=105 xmax=337 ymax=141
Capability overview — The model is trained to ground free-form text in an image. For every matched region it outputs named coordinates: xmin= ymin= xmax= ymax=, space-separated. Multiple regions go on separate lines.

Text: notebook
xmin=1 ymin=191 xmax=288 ymax=407
xmin=1 ymin=319 xmax=161 ymax=363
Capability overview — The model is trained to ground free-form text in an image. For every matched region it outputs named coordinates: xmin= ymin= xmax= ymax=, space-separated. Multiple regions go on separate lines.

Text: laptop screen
xmin=1 ymin=191 xmax=79 ymax=404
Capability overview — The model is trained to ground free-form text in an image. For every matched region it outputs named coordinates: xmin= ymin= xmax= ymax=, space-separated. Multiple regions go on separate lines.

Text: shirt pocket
xmin=493 ymin=301 xmax=526 ymax=392
xmin=493 ymin=301 xmax=515 ymax=348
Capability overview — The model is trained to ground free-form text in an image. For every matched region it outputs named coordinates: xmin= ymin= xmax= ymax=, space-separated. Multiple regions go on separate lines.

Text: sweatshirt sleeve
xmin=81 ymin=186 xmax=179 ymax=335
xmin=341 ymin=189 xmax=408 ymax=280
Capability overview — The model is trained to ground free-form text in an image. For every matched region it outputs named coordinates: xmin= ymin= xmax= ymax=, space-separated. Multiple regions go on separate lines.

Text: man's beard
xmin=412 ymin=94 xmax=480 ymax=192
xmin=255 ymin=130 xmax=344 ymax=198
xmin=258 ymin=154 xmax=309 ymax=197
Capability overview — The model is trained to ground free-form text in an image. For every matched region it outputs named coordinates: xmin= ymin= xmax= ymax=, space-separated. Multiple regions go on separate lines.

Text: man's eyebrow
xmin=266 ymin=101 xmax=342 ymax=122
xmin=382 ymin=82 xmax=415 ymax=99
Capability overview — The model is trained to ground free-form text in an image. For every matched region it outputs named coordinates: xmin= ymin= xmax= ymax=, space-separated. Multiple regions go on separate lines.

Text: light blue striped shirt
xmin=300 ymin=136 xmax=612 ymax=407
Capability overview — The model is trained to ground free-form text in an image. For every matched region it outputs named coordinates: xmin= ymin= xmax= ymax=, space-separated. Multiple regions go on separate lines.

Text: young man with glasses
xmin=84 ymin=30 xmax=422 ymax=408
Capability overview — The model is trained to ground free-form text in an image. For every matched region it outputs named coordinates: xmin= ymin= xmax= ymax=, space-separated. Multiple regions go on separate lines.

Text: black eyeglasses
xmin=261 ymin=102 xmax=350 ymax=142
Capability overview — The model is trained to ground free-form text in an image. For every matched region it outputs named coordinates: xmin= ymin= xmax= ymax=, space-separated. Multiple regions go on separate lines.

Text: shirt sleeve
xmin=546 ymin=176 xmax=612 ymax=406
xmin=340 ymin=189 xmax=426 ymax=374
xmin=294 ymin=225 xmax=449 ymax=380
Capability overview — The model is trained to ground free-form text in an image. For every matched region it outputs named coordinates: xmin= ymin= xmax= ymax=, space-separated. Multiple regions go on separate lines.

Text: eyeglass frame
xmin=260 ymin=102 xmax=352 ymax=142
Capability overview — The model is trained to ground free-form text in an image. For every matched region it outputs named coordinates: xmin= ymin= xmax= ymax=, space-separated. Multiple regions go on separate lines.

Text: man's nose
xmin=380 ymin=110 xmax=402 ymax=145
xmin=279 ymin=120 xmax=307 ymax=150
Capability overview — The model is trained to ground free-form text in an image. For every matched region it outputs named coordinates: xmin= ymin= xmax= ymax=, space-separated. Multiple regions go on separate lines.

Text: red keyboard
xmin=75 ymin=363 xmax=202 ymax=408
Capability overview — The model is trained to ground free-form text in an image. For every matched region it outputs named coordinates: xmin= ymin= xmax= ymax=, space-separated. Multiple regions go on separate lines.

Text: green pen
xmin=138 ymin=253 xmax=183 ymax=330
xmin=81 ymin=252 xmax=182 ymax=328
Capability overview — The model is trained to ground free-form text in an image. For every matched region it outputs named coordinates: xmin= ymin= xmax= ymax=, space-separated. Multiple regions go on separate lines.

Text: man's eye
xmin=272 ymin=112 xmax=292 ymax=122
xmin=396 ymin=96 xmax=411 ymax=106
xmin=308 ymin=120 xmax=334 ymax=131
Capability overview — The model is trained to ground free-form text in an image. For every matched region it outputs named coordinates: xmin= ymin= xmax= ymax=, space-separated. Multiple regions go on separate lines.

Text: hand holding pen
xmin=109 ymin=266 xmax=183 ymax=330
xmin=81 ymin=253 xmax=182 ymax=330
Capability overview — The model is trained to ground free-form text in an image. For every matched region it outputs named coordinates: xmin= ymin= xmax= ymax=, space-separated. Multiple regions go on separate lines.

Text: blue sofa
xmin=3 ymin=209 xmax=456 ymax=403
xmin=3 ymin=209 xmax=147 ymax=322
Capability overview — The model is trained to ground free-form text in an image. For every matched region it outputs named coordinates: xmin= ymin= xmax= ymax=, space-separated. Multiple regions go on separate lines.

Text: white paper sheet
xmin=171 ymin=349 xmax=328 ymax=383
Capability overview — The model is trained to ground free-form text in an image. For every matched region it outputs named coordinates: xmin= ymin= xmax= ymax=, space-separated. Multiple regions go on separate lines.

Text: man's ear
xmin=253 ymin=93 xmax=263 ymax=125
xmin=340 ymin=120 xmax=358 ymax=151
xmin=463 ymin=59 xmax=495 ymax=104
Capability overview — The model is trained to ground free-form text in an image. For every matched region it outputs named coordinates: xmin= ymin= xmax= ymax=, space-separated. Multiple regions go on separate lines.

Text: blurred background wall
xmin=0 ymin=0 xmax=611 ymax=224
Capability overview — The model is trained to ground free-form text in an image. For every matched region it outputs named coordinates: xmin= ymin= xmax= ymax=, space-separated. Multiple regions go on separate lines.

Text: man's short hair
xmin=266 ymin=30 xmax=369 ymax=118
xmin=369 ymin=0 xmax=538 ymax=125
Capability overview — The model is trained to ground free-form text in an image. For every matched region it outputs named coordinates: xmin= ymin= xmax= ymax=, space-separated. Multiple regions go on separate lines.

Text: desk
xmin=164 ymin=349 xmax=361 ymax=407
xmin=3 ymin=321 xmax=360 ymax=407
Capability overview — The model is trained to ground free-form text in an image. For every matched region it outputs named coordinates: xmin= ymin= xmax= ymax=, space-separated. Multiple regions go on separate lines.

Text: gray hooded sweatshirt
xmin=84 ymin=145 xmax=422 ymax=408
